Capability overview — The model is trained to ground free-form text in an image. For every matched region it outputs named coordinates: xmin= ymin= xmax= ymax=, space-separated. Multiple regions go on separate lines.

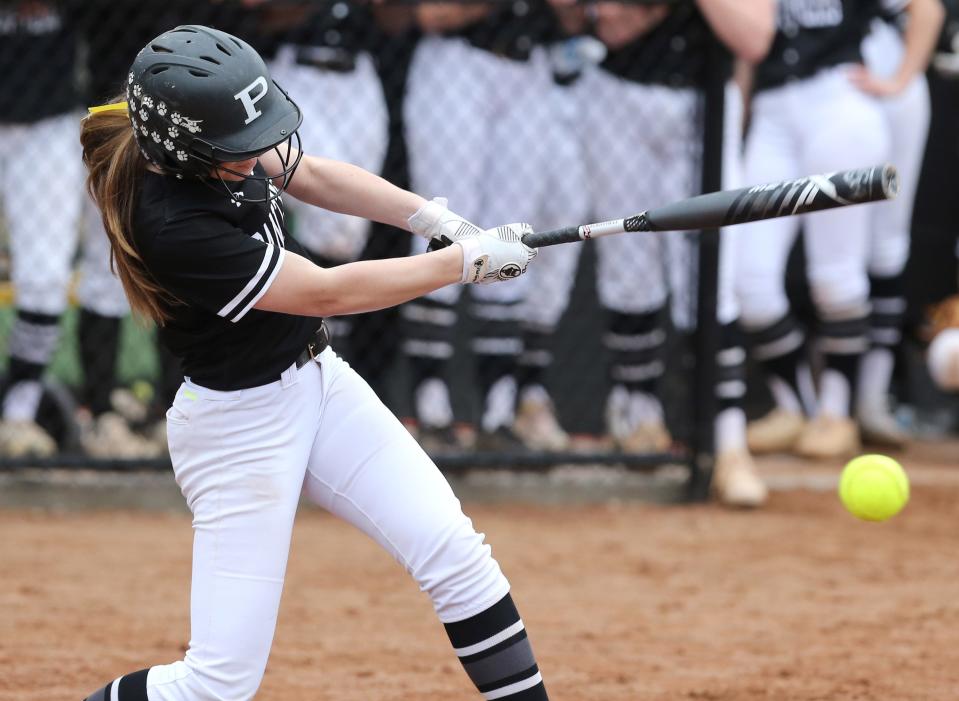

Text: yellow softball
xmin=839 ymin=454 xmax=910 ymax=522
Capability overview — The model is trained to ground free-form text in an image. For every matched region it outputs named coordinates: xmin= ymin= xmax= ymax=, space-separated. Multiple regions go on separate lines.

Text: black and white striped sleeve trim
xmin=217 ymin=244 xmax=286 ymax=323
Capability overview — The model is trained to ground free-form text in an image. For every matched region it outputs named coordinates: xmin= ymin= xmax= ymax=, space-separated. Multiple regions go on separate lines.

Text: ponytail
xmin=80 ymin=100 xmax=176 ymax=324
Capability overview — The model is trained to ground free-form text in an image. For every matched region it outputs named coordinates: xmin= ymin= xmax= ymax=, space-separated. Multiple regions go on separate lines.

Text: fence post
xmin=688 ymin=33 xmax=727 ymax=501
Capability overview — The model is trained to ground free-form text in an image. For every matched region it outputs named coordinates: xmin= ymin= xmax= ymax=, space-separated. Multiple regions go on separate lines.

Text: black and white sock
xmin=818 ymin=308 xmax=870 ymax=418
xmin=83 ymin=669 xmax=149 ymax=701
xmin=604 ymin=308 xmax=666 ymax=398
xmin=859 ymin=273 xmax=906 ymax=411
xmin=402 ymin=298 xmax=457 ymax=428
xmin=742 ymin=313 xmax=810 ymax=416
xmin=517 ymin=323 xmax=553 ymax=400
xmin=445 ymin=594 xmax=548 ymax=700
xmin=471 ymin=301 xmax=522 ymax=432
xmin=3 ymin=310 xmax=60 ymax=422
xmin=715 ymin=323 xmax=748 ymax=454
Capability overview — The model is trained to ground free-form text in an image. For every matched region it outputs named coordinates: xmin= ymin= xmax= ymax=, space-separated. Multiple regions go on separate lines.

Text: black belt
xmin=294 ymin=45 xmax=357 ymax=73
xmin=295 ymin=323 xmax=331 ymax=369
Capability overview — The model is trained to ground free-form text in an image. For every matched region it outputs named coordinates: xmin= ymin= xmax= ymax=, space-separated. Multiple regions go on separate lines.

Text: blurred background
xmin=2 ymin=0 xmax=959 ymax=503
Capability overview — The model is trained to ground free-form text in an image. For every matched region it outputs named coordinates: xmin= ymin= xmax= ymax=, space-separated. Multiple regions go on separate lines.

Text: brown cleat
xmin=746 ymin=408 xmax=806 ymax=455
xmin=513 ymin=398 xmax=571 ymax=452
xmin=615 ymin=420 xmax=672 ymax=454
xmin=712 ymin=449 xmax=768 ymax=508
xmin=793 ymin=414 xmax=861 ymax=460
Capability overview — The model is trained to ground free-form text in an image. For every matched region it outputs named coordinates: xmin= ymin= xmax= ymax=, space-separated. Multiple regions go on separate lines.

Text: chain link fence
xmin=0 ymin=1 xmax=726 ymax=490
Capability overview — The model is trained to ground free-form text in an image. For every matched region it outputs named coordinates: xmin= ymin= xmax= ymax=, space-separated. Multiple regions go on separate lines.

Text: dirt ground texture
xmin=2 ymin=450 xmax=959 ymax=701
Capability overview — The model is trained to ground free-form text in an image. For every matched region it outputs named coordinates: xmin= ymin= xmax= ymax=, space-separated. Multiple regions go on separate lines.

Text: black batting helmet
xmin=126 ymin=25 xmax=302 ymax=201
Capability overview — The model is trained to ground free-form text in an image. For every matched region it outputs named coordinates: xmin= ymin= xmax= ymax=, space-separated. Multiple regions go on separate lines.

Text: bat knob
xmin=881 ymin=164 xmax=900 ymax=200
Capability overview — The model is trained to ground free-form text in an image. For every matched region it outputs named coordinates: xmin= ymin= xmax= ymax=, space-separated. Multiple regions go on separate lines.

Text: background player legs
xmin=0 ymin=114 xmax=82 ymax=457
xmin=402 ymin=37 xmax=489 ymax=450
xmin=76 ymin=195 xmax=162 ymax=458
xmin=859 ymin=23 xmax=932 ymax=445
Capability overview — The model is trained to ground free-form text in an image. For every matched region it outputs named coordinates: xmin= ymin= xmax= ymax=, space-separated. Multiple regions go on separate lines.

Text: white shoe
xmin=513 ymin=398 xmax=570 ymax=451
xmin=110 ymin=387 xmax=150 ymax=424
xmin=0 ymin=420 xmax=57 ymax=458
xmin=80 ymin=412 xmax=163 ymax=459
xmin=712 ymin=449 xmax=768 ymax=508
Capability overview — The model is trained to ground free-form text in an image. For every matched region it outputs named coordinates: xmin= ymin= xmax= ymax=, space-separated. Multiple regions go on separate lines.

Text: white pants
xmin=862 ymin=21 xmax=931 ymax=277
xmin=146 ymin=348 xmax=509 ymax=701
xmin=736 ymin=66 xmax=891 ymax=326
xmin=270 ymin=48 xmax=388 ymax=262
xmin=0 ymin=113 xmax=83 ymax=314
xmin=405 ymin=37 xmax=558 ymax=305
xmin=77 ymin=194 xmax=129 ymax=317
xmin=578 ymin=70 xmax=745 ymax=325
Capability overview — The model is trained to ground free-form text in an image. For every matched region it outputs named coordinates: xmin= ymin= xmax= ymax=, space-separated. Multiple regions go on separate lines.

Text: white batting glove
xmin=452 ymin=223 xmax=537 ymax=284
xmin=408 ymin=197 xmax=484 ymax=241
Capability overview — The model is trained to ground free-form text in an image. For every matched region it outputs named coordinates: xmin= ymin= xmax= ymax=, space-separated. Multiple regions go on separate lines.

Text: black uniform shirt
xmin=455 ymin=0 xmax=561 ymax=62
xmin=133 ymin=166 xmax=319 ymax=391
xmin=754 ymin=0 xmax=882 ymax=93
xmin=599 ymin=4 xmax=731 ymax=88
xmin=0 ymin=0 xmax=78 ymax=122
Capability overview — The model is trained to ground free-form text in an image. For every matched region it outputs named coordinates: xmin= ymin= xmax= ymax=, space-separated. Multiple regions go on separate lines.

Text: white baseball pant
xmin=270 ymin=47 xmax=389 ymax=262
xmin=736 ymin=66 xmax=891 ymax=326
xmin=145 ymin=348 xmax=509 ymax=701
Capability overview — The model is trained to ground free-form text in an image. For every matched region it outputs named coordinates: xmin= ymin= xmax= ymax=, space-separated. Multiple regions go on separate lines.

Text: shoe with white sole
xmin=80 ymin=412 xmax=163 ymax=459
xmin=712 ymin=449 xmax=768 ymax=508
xmin=0 ymin=420 xmax=57 ymax=458
xmin=747 ymin=408 xmax=805 ymax=455
xmin=793 ymin=414 xmax=861 ymax=460
xmin=857 ymin=402 xmax=908 ymax=448
xmin=513 ymin=398 xmax=570 ymax=451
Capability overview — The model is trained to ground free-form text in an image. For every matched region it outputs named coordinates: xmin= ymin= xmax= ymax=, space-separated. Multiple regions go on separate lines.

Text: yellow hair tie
xmin=87 ymin=101 xmax=129 ymax=114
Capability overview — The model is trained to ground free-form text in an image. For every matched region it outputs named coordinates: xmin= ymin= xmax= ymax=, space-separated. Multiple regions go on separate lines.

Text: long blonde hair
xmin=80 ymin=102 xmax=177 ymax=324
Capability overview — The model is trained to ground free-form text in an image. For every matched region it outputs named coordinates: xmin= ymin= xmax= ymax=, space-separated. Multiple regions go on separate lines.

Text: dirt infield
xmin=3 ymin=456 xmax=959 ymax=700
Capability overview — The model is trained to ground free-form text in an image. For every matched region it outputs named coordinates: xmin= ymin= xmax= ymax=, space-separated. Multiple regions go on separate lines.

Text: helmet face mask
xmin=127 ymin=25 xmax=303 ymax=203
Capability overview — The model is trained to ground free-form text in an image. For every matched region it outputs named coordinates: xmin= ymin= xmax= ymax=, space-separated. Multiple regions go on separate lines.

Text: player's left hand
xmin=847 ymin=65 xmax=908 ymax=98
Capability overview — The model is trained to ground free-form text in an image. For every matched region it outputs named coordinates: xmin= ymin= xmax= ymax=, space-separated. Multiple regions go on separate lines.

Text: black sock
xmin=79 ymin=308 xmax=122 ymax=417
xmin=444 ymin=594 xmax=548 ymax=700
xmin=604 ymin=308 xmax=666 ymax=395
xmin=402 ymin=298 xmax=456 ymax=390
xmin=5 ymin=310 xmax=60 ymax=386
xmin=83 ymin=669 xmax=149 ymax=701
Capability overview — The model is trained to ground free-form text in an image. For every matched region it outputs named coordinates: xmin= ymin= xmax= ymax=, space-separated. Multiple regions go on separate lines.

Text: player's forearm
xmin=894 ymin=0 xmax=945 ymax=87
xmin=291 ymin=156 xmax=427 ymax=232
xmin=696 ymin=0 xmax=775 ymax=64
xmin=256 ymin=248 xmax=463 ymax=318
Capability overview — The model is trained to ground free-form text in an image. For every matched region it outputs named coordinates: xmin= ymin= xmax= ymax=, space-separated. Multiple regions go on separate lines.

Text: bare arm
xmin=696 ymin=0 xmax=776 ymax=63
xmin=851 ymin=0 xmax=945 ymax=96
xmin=255 ymin=247 xmax=463 ymax=318
xmin=262 ymin=149 xmax=427 ymax=231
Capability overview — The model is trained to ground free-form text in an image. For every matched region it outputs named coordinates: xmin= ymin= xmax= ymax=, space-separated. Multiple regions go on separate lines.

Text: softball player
xmin=854 ymin=0 xmax=943 ymax=445
xmin=0 ymin=0 xmax=83 ymax=457
xmin=266 ymin=0 xmax=389 ymax=358
xmin=402 ymin=1 xmax=569 ymax=452
xmin=739 ymin=0 xmax=937 ymax=460
xmin=80 ymin=25 xmax=547 ymax=701
xmin=573 ymin=0 xmax=774 ymax=505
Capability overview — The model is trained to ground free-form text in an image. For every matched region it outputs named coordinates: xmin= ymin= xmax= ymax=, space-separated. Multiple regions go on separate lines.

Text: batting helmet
xmin=126 ymin=25 xmax=302 ymax=202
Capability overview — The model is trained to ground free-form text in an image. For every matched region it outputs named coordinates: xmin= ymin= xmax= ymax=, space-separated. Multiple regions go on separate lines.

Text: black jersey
xmin=754 ymin=0 xmax=882 ymax=93
xmin=599 ymin=4 xmax=731 ymax=89
xmin=454 ymin=0 xmax=561 ymax=62
xmin=0 ymin=0 xmax=78 ymax=122
xmin=133 ymin=166 xmax=319 ymax=391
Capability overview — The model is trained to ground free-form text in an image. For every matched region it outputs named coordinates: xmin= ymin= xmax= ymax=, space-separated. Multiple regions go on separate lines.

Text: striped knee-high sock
xmin=83 ymin=669 xmax=149 ymax=701
xmin=445 ymin=594 xmax=548 ymax=700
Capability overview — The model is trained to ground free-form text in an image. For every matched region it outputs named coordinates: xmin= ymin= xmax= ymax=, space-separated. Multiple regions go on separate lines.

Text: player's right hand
xmin=446 ymin=223 xmax=537 ymax=285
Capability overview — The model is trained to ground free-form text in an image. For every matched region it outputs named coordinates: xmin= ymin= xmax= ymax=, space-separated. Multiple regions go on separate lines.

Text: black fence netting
xmin=0 ymin=0 xmax=727 ymax=491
